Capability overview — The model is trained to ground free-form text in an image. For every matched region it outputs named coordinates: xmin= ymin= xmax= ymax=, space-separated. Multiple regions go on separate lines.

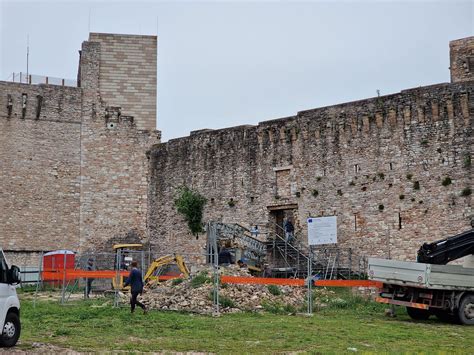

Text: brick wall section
xmin=450 ymin=36 xmax=474 ymax=83
xmin=0 ymin=82 xmax=82 ymax=254
xmin=148 ymin=81 xmax=473 ymax=262
xmin=88 ymin=33 xmax=157 ymax=131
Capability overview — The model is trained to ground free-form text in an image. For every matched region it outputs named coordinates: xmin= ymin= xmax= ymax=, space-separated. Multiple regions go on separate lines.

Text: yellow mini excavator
xmin=111 ymin=243 xmax=190 ymax=290
xmin=144 ymin=254 xmax=190 ymax=286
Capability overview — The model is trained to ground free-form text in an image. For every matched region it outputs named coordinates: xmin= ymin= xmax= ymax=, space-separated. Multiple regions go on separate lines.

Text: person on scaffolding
xmin=124 ymin=261 xmax=148 ymax=314
xmin=84 ymin=258 xmax=95 ymax=298
xmin=284 ymin=218 xmax=295 ymax=244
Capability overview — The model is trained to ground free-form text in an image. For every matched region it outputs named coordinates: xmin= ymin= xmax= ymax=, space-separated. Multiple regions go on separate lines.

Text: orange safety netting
xmin=42 ymin=269 xmax=129 ymax=281
xmin=314 ymin=279 xmax=382 ymax=288
xmin=41 ymin=269 xmax=381 ymax=288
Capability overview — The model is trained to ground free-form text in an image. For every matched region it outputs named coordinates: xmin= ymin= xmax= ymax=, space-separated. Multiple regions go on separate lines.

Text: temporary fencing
xmin=29 ymin=248 xmax=379 ymax=316
xmin=28 ymin=222 xmax=376 ymax=315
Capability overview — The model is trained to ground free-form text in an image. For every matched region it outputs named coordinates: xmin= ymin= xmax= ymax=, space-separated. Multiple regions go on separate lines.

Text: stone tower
xmin=450 ymin=36 xmax=474 ymax=83
xmin=84 ymin=33 xmax=157 ymax=131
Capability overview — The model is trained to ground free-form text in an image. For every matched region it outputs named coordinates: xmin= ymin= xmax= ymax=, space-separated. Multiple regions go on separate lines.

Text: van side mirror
xmin=7 ymin=265 xmax=21 ymax=285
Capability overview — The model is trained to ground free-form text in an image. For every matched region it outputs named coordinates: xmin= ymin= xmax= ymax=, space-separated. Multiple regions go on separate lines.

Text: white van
xmin=0 ymin=249 xmax=21 ymax=347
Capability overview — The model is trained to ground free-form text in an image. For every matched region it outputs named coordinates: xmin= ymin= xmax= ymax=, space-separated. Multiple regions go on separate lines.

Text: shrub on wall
xmin=461 ymin=187 xmax=472 ymax=197
xmin=174 ymin=185 xmax=207 ymax=237
xmin=441 ymin=177 xmax=452 ymax=186
xmin=464 ymin=154 xmax=471 ymax=168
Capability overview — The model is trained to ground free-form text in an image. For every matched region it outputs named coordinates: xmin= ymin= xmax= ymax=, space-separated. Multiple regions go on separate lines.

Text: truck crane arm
xmin=417 ymin=228 xmax=474 ymax=265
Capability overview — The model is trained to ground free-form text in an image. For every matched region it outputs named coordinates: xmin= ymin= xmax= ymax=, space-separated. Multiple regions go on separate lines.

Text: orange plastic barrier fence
xmin=42 ymin=270 xmax=129 ymax=281
xmin=41 ymin=269 xmax=381 ymax=288
xmin=314 ymin=280 xmax=382 ymax=288
xmin=220 ymin=276 xmax=381 ymax=288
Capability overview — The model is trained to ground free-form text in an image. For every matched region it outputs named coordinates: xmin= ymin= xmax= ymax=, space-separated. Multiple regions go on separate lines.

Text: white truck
xmin=368 ymin=229 xmax=474 ymax=325
xmin=0 ymin=249 xmax=21 ymax=347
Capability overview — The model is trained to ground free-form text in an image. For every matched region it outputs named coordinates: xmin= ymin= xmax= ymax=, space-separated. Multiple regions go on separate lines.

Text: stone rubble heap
xmin=139 ymin=265 xmax=336 ymax=314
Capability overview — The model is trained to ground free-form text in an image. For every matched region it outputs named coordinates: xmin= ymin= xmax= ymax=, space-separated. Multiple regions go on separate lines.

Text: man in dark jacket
xmin=123 ymin=261 xmax=147 ymax=314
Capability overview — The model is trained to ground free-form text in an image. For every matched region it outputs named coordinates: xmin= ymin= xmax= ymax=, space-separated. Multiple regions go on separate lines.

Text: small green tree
xmin=174 ymin=186 xmax=207 ymax=237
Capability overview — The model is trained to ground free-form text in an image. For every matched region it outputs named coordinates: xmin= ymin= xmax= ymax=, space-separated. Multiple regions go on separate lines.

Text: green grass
xmin=16 ymin=291 xmax=473 ymax=353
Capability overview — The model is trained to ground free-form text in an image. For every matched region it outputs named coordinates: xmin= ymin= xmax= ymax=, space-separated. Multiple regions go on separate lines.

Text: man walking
xmin=124 ymin=261 xmax=148 ymax=314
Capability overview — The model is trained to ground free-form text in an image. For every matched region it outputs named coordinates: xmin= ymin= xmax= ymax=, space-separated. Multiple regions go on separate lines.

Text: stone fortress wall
xmin=0 ymin=33 xmax=472 ymax=267
xmin=148 ymin=37 xmax=473 ymax=262
xmin=0 ymin=33 xmax=160 ymax=265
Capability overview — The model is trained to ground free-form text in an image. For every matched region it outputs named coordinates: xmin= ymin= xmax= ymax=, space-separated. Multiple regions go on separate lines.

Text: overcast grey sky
xmin=1 ymin=1 xmax=473 ymax=141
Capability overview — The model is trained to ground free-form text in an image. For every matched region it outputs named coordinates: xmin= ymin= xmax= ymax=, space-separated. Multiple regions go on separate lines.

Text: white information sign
xmin=307 ymin=216 xmax=337 ymax=245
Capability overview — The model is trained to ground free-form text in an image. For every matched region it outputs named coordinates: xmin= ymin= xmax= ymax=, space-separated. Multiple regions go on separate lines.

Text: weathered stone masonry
xmin=148 ymin=37 xmax=473 ymax=262
xmin=0 ymin=33 xmax=160 ymax=265
xmin=1 ymin=34 xmax=472 ymax=267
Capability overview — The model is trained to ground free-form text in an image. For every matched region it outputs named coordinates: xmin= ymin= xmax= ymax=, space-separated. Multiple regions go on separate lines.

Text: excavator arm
xmin=144 ymin=254 xmax=190 ymax=284
xmin=417 ymin=229 xmax=474 ymax=265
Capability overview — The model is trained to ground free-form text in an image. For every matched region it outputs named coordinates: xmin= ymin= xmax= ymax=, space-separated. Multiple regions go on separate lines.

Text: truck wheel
xmin=406 ymin=306 xmax=431 ymax=320
xmin=0 ymin=312 xmax=21 ymax=347
xmin=458 ymin=294 xmax=474 ymax=325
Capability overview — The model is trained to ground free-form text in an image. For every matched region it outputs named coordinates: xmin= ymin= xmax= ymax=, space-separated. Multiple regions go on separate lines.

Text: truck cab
xmin=0 ymin=249 xmax=21 ymax=347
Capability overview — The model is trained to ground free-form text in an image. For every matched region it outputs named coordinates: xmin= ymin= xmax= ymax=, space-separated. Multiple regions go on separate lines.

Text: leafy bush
xmin=413 ymin=181 xmax=420 ymax=190
xmin=461 ymin=187 xmax=472 ymax=197
xmin=464 ymin=154 xmax=471 ymax=168
xmin=174 ymin=186 xmax=207 ymax=236
xmin=171 ymin=278 xmax=184 ymax=286
xmin=208 ymin=290 xmax=235 ymax=308
xmin=219 ymin=296 xmax=235 ymax=308
xmin=312 ymin=189 xmax=319 ymax=197
xmin=267 ymin=285 xmax=281 ymax=296
xmin=191 ymin=272 xmax=211 ymax=288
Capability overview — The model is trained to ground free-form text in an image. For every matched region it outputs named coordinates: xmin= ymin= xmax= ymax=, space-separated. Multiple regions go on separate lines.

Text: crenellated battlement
xmin=0 ymin=81 xmax=82 ymax=123
xmin=161 ymin=80 xmax=473 ymax=154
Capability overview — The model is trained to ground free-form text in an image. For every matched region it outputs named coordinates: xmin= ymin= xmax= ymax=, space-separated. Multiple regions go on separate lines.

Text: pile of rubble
xmin=139 ymin=265 xmax=336 ymax=314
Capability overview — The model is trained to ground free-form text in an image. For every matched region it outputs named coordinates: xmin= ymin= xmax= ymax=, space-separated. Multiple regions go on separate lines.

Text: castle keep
xmin=0 ymin=33 xmax=472 ymax=267
xmin=0 ymin=33 xmax=160 ymax=264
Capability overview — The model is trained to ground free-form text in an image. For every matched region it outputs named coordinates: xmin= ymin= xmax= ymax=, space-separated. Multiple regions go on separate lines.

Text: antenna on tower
xmin=88 ymin=8 xmax=91 ymax=33
xmin=26 ymin=34 xmax=29 ymax=82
